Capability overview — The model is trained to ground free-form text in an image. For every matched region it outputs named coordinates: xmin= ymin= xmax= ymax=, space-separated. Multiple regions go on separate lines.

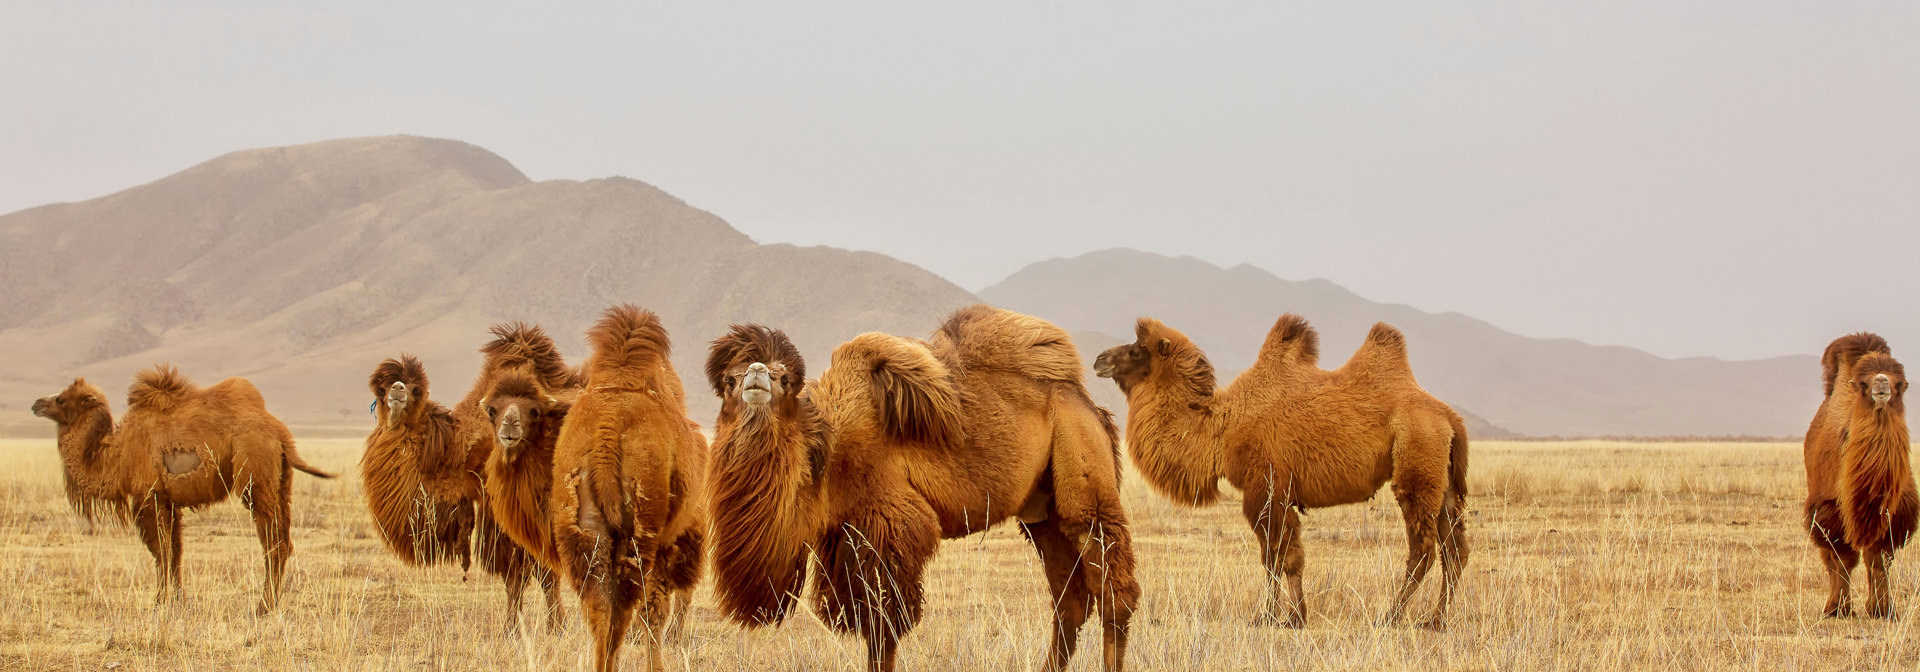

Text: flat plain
xmin=2 ymin=438 xmax=1918 ymax=671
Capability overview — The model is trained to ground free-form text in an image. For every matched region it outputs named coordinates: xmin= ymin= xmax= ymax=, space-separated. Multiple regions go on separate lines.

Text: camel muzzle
xmin=496 ymin=407 xmax=525 ymax=455
xmin=1872 ymin=374 xmax=1895 ymax=406
xmin=30 ymin=397 xmax=50 ymax=418
xmin=1093 ymin=353 xmax=1115 ymax=378
xmin=742 ymin=363 xmax=773 ymax=405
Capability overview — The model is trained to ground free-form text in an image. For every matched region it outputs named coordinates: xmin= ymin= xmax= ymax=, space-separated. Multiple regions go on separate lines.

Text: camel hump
xmin=1259 ymin=314 xmax=1320 ymax=366
xmin=1343 ymin=322 xmax=1413 ymax=377
xmin=934 ymin=304 xmax=1083 ymax=384
xmin=127 ymin=364 xmax=199 ymax=410
xmin=482 ymin=321 xmax=581 ymax=390
xmin=1823 ymin=332 xmax=1892 ymax=398
xmin=834 ymin=333 xmax=966 ymax=450
xmin=585 ymin=304 xmax=672 ymax=372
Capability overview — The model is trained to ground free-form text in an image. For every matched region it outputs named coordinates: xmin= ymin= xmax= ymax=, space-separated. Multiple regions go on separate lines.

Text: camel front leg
xmin=1866 ymin=550 xmax=1896 ymax=619
xmin=1244 ymin=494 xmax=1305 ymax=628
xmin=501 ymin=556 xmax=530 ymax=635
xmin=538 ymin=565 xmax=567 ymax=633
xmin=136 ymin=500 xmax=183 ymax=605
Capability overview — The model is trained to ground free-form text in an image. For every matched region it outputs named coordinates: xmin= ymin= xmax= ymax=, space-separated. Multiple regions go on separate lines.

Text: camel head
xmin=369 ymin=355 xmax=430 ymax=428
xmin=1094 ymin=318 xmax=1216 ymax=403
xmin=1853 ymin=353 xmax=1907 ymax=413
xmin=707 ymin=324 xmax=808 ymax=423
xmin=32 ymin=378 xmax=109 ymax=426
xmin=481 ymin=372 xmax=565 ymax=462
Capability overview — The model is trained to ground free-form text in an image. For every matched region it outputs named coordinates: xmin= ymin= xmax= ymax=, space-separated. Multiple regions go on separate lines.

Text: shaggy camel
xmin=478 ymin=370 xmax=705 ymax=642
xmin=361 ymin=323 xmax=577 ymax=633
xmin=1804 ymin=333 xmax=1918 ymax=618
xmin=31 ymin=366 xmax=335 ymax=613
xmin=1094 ymin=315 xmax=1468 ymax=630
xmin=550 ymin=305 xmax=708 ymax=672
xmin=705 ymin=306 xmax=1139 ymax=672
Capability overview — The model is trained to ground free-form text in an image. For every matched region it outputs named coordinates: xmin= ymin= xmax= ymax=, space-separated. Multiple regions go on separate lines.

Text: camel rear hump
xmin=1346 ymin=322 xmax=1415 ymax=379
xmin=126 ymin=364 xmax=201 ymax=411
xmin=933 ymin=304 xmax=1082 ymax=384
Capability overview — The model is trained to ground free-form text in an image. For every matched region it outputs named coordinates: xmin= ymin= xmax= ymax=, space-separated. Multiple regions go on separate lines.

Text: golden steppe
xmin=3 ymin=439 xmax=1918 ymax=671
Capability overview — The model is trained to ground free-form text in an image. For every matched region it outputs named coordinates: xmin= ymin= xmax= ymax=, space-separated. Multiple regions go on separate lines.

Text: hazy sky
xmin=4 ymin=2 xmax=1915 ymax=360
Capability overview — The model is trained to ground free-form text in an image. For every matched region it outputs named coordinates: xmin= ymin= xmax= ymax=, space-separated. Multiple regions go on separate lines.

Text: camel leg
xmin=1243 ymin=486 xmax=1305 ymax=628
xmin=639 ymin=575 xmax=671 ymax=672
xmin=136 ymin=500 xmax=182 ymax=605
xmin=1079 ymin=520 xmax=1138 ymax=672
xmin=1423 ymin=491 xmax=1470 ymax=630
xmin=1384 ymin=470 xmax=1442 ymax=627
xmin=1809 ymin=500 xmax=1858 ymax=617
xmin=538 ymin=565 xmax=567 ymax=633
xmin=247 ymin=460 xmax=294 ymax=615
xmin=665 ymin=585 xmax=693 ymax=643
xmin=1866 ymin=550 xmax=1896 ymax=619
xmin=819 ymin=514 xmax=933 ymax=672
xmin=581 ymin=566 xmax=634 ymax=672
xmin=1023 ymin=519 xmax=1091 ymax=672
xmin=501 ymin=556 xmax=530 ymax=635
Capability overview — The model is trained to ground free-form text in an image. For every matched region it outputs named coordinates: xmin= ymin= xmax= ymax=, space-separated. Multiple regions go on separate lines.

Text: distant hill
xmin=980 ymin=249 xmax=1817 ymax=437
xmin=0 ymin=136 xmax=976 ymax=435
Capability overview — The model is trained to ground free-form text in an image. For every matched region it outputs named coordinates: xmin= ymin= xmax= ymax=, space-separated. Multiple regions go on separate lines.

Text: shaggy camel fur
xmin=32 ymin=367 xmax=334 ymax=613
xmin=1804 ymin=333 xmax=1918 ymax=619
xmin=705 ymin=306 xmax=1139 ymax=672
xmin=1094 ymin=315 xmax=1468 ymax=630
xmin=550 ymin=305 xmax=708 ymax=672
xmin=361 ymin=323 xmax=578 ymax=633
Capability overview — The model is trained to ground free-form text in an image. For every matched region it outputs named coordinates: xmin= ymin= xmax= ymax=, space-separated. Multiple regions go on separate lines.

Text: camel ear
xmin=1156 ymin=339 xmax=1172 ymax=357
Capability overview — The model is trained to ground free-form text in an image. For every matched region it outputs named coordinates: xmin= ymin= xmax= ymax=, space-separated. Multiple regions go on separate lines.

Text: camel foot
xmin=1417 ymin=617 xmax=1448 ymax=632
xmin=1867 ymin=605 xmax=1898 ymax=620
xmin=1253 ymin=612 xmax=1304 ymax=629
xmin=1822 ymin=605 xmax=1854 ymax=619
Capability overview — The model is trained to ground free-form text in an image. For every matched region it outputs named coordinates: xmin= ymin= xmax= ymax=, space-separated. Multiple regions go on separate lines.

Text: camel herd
xmin=27 ymin=303 xmax=1916 ymax=671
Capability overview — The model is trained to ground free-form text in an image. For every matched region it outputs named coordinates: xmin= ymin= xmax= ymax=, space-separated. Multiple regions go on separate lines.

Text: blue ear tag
xmin=369 ymin=401 xmax=377 ymax=415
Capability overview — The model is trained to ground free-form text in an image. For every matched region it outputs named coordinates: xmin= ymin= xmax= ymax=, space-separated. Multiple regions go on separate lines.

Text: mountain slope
xmin=0 ymin=136 xmax=976 ymax=434
xmin=980 ymin=248 xmax=1817 ymax=437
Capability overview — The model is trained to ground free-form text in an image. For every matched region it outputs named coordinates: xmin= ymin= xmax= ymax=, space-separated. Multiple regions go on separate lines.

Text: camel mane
xmin=1824 ymin=332 xmax=1892 ymax=399
xmin=127 ymin=364 xmax=198 ymax=411
xmin=50 ymin=379 xmax=131 ymax=525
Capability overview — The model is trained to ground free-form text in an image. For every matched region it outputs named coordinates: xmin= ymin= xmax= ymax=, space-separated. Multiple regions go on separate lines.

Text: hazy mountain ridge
xmin=0 ymin=137 xmax=1817 ymax=438
xmin=980 ymin=249 xmax=1817 ymax=437
xmin=0 ymin=136 xmax=975 ymax=434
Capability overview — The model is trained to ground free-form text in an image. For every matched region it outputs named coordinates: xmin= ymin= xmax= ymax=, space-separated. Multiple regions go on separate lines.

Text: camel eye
xmin=485 ymin=407 xmax=497 ymax=422
xmin=528 ymin=408 xmax=541 ymax=421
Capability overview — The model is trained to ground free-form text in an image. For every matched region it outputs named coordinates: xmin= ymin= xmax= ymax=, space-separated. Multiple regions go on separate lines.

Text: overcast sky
xmin=3 ymin=2 xmax=1915 ymax=360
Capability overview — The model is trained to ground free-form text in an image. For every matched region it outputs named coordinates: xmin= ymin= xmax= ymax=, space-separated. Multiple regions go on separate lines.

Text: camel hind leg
xmin=1383 ymin=431 xmax=1447 ymax=629
xmin=1023 ymin=518 xmax=1091 ymax=671
xmin=247 ymin=456 xmax=294 ymax=615
xmin=1865 ymin=550 xmax=1895 ymax=619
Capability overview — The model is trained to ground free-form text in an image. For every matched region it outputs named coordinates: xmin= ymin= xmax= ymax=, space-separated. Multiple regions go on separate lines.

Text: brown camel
xmin=704 ymin=306 xmax=1139 ymax=672
xmin=31 ymin=366 xmax=335 ymax=613
xmin=1804 ymin=333 xmax=1918 ymax=619
xmin=479 ymin=370 xmax=707 ymax=643
xmin=361 ymin=323 xmax=578 ymax=634
xmin=550 ymin=305 xmax=708 ymax=672
xmin=1093 ymin=314 xmax=1468 ymax=630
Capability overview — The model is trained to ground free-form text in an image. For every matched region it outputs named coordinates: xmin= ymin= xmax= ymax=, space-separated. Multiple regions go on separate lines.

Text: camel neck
xmin=1124 ymin=382 xmax=1226 ymax=507
xmin=56 ymin=409 xmax=124 ymax=500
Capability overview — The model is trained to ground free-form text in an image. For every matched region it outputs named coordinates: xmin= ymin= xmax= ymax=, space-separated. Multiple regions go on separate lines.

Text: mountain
xmin=980 ymin=249 xmax=1817 ymax=437
xmin=0 ymin=136 xmax=976 ymax=435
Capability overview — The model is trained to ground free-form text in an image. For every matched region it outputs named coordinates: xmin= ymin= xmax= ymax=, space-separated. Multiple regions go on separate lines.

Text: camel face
xmin=1853 ymin=353 xmax=1908 ymax=412
xmin=32 ymin=379 xmax=104 ymax=425
xmin=493 ymin=403 xmax=527 ymax=453
xmin=1094 ymin=343 xmax=1152 ymax=393
xmin=385 ymin=381 xmax=411 ymax=425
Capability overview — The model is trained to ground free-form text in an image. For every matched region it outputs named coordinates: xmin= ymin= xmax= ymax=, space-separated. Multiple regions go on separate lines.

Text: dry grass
xmin=3 ymin=439 xmax=1919 ymax=671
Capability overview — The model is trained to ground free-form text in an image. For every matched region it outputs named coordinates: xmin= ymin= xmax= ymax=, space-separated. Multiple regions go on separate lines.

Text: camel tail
xmin=286 ymin=444 xmax=336 ymax=479
xmin=1823 ymin=332 xmax=1892 ymax=398
xmin=1447 ymin=411 xmax=1470 ymax=499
